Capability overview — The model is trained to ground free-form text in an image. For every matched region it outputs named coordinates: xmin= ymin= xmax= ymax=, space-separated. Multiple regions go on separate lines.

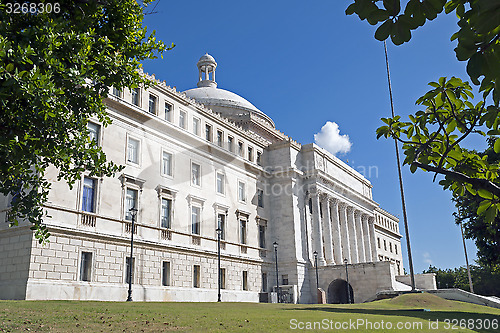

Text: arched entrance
xmin=327 ymin=279 xmax=354 ymax=304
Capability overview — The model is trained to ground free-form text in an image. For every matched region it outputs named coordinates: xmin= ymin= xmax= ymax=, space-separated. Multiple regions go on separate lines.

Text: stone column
xmin=330 ymin=198 xmax=342 ymax=265
xmin=368 ymin=216 xmax=378 ymax=261
xmin=362 ymin=214 xmax=372 ymax=262
xmin=311 ymin=192 xmax=326 ymax=265
xmin=347 ymin=207 xmax=358 ymax=264
xmin=355 ymin=211 xmax=366 ymax=262
xmin=320 ymin=194 xmax=334 ymax=265
xmin=338 ymin=202 xmax=350 ymax=264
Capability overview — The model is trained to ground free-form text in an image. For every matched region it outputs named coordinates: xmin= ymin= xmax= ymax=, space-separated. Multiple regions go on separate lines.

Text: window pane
xmin=80 ymin=252 xmax=92 ymax=281
xmin=88 ymin=122 xmax=99 ymax=144
xmin=127 ymin=138 xmax=139 ymax=164
xmin=240 ymin=219 xmax=246 ymax=244
xmin=217 ymin=130 xmax=223 ymax=147
xmin=216 ymin=173 xmax=224 ymax=194
xmin=132 ymin=88 xmax=140 ymax=106
xmin=162 ymin=261 xmax=170 ymax=286
xmin=162 ymin=152 xmax=172 ymax=176
xmin=192 ymin=163 xmax=200 ymax=186
xmin=228 ymin=137 xmax=234 ymax=152
xmin=179 ymin=111 xmax=186 ymax=128
xmin=257 ymin=189 xmax=264 ymax=208
xmin=243 ymin=271 xmax=248 ymax=290
xmin=191 ymin=206 xmax=200 ymax=234
xmin=259 ymin=225 xmax=266 ymax=248
xmin=148 ymin=94 xmax=157 ymax=114
xmin=193 ymin=118 xmax=200 ymax=135
xmin=161 ymin=198 xmax=171 ymax=228
xmin=238 ymin=182 xmax=245 ymax=202
xmin=218 ymin=214 xmax=225 ymax=240
xmin=205 ymin=124 xmax=212 ymax=141
xmin=165 ymin=103 xmax=172 ymax=122
xmin=82 ymin=177 xmax=96 ymax=213
xmin=125 ymin=189 xmax=137 ymax=221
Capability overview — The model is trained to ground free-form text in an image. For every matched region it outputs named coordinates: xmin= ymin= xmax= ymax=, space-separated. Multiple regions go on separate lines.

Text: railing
xmin=240 ymin=245 xmax=247 ymax=254
xmin=81 ymin=213 xmax=96 ymax=227
xmin=220 ymin=241 xmax=226 ymax=250
xmin=124 ymin=222 xmax=137 ymax=234
xmin=259 ymin=249 xmax=267 ymax=257
xmin=192 ymin=235 xmax=201 ymax=245
xmin=161 ymin=229 xmax=172 ymax=240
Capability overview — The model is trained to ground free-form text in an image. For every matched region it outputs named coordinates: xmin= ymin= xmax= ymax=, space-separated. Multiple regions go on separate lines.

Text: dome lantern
xmin=197 ymin=53 xmax=217 ymax=88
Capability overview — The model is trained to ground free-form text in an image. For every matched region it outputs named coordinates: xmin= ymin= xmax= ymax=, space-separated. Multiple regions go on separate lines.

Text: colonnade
xmin=309 ymin=191 xmax=377 ymax=266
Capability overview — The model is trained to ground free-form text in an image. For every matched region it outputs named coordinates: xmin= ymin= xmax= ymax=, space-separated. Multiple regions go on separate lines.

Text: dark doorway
xmin=327 ymin=279 xmax=354 ymax=304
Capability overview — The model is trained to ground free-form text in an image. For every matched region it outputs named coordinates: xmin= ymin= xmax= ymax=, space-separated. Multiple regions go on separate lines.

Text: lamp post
xmin=313 ymin=251 xmax=319 ymax=302
xmin=216 ymin=227 xmax=222 ymax=302
xmin=273 ymin=242 xmax=279 ymax=303
xmin=126 ymin=207 xmax=137 ymax=302
xmin=344 ymin=258 xmax=351 ymax=304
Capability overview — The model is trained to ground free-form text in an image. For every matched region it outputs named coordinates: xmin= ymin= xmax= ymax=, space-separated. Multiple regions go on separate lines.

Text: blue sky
xmin=141 ymin=0 xmax=480 ymax=273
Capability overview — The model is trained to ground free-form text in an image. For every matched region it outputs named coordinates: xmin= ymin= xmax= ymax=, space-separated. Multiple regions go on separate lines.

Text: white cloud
xmin=314 ymin=121 xmax=352 ymax=156
xmin=423 ymin=252 xmax=433 ymax=266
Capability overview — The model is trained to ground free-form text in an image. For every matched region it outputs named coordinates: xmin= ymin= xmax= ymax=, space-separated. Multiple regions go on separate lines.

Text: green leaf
xmin=494 ymin=138 xmax=500 ymax=153
xmin=375 ymin=20 xmax=394 ymax=40
xmin=477 ymin=189 xmax=493 ymax=199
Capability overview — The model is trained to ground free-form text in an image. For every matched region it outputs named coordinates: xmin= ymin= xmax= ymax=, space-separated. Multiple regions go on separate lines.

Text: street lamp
xmin=126 ymin=207 xmax=138 ymax=302
xmin=313 ymin=251 xmax=319 ymax=301
xmin=344 ymin=258 xmax=351 ymax=304
xmin=216 ymin=227 xmax=222 ymax=302
xmin=273 ymin=241 xmax=279 ymax=303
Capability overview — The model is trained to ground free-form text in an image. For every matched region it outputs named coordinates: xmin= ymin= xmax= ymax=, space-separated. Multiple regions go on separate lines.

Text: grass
xmin=1 ymin=293 xmax=499 ymax=332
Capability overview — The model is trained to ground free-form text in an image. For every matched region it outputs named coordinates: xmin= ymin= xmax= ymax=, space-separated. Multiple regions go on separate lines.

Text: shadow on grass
xmin=285 ymin=307 xmax=499 ymax=333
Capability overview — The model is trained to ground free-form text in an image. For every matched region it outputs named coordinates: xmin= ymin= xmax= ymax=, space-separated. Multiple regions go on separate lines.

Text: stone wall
xmin=0 ymin=227 xmax=32 ymax=300
xmin=396 ymin=273 xmax=437 ymax=290
xmin=24 ymin=230 xmax=261 ymax=301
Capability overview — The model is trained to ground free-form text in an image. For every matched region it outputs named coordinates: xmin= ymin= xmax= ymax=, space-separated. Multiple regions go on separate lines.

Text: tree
xmin=0 ymin=1 xmax=172 ymax=242
xmin=346 ymin=2 xmax=500 ymax=238
xmin=453 ymin=139 xmax=500 ymax=266
xmin=423 ymin=263 xmax=500 ymax=296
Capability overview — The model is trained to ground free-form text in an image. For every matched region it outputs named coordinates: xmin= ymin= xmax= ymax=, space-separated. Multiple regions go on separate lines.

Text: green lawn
xmin=1 ymin=293 xmax=499 ymax=332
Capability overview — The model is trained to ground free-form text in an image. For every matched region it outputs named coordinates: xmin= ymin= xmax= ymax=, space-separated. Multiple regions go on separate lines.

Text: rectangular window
xmin=248 ymin=146 xmax=253 ymax=161
xmin=256 ymin=151 xmax=262 ymax=166
xmin=240 ymin=219 xmax=247 ymax=245
xmin=238 ymin=141 xmax=244 ymax=157
xmin=205 ymin=124 xmax=212 ymax=142
xmin=82 ymin=177 xmax=96 ymax=213
xmin=132 ymin=88 xmax=140 ymax=106
xmin=389 ymin=242 xmax=393 ymax=253
xmin=179 ymin=110 xmax=186 ymax=129
xmin=282 ymin=274 xmax=289 ymax=285
xmin=148 ymin=94 xmax=157 ymax=114
xmin=216 ymin=173 xmax=225 ymax=194
xmin=395 ymin=245 xmax=398 ymax=255
xmin=238 ymin=181 xmax=246 ymax=202
xmin=193 ymin=265 xmax=200 ymax=288
xmin=125 ymin=257 xmax=135 ymax=284
xmin=80 ymin=252 xmax=92 ymax=281
xmin=191 ymin=163 xmax=201 ymax=186
xmin=161 ymin=198 xmax=172 ymax=229
xmin=220 ymin=268 xmax=226 ymax=289
xmin=217 ymin=214 xmax=226 ymax=241
xmin=165 ymin=102 xmax=172 ymax=122
xmin=162 ymin=261 xmax=170 ymax=286
xmin=112 ymin=86 xmax=121 ymax=97
xmin=242 ymin=271 xmax=248 ymax=291
xmin=377 ymin=237 xmax=381 ymax=249
xmin=262 ymin=272 xmax=267 ymax=292
xmin=191 ymin=206 xmax=200 ymax=235
xmin=383 ymin=239 xmax=387 ymax=251
xmin=228 ymin=136 xmax=234 ymax=152
xmin=162 ymin=151 xmax=172 ymax=176
xmin=127 ymin=137 xmax=140 ymax=164
xmin=88 ymin=122 xmax=100 ymax=145
xmin=125 ymin=188 xmax=138 ymax=221
xmin=257 ymin=189 xmax=264 ymax=208
xmin=259 ymin=225 xmax=266 ymax=248
xmin=193 ymin=117 xmax=200 ymax=136
xmin=217 ymin=130 xmax=223 ymax=147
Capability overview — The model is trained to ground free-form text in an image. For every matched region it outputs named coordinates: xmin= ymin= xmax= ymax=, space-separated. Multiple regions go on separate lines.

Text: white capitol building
xmin=0 ymin=54 xmax=435 ymax=303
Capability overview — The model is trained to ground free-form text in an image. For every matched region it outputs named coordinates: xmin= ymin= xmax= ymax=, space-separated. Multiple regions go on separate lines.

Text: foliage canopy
xmin=0 ymin=0 xmax=171 ymax=241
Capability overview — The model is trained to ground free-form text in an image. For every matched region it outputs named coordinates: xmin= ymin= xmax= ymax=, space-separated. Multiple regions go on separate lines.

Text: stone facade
xmin=0 ymin=54 xmax=424 ymax=303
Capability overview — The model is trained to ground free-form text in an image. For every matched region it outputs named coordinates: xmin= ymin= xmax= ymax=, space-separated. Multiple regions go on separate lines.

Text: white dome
xmin=185 ymin=87 xmax=260 ymax=113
